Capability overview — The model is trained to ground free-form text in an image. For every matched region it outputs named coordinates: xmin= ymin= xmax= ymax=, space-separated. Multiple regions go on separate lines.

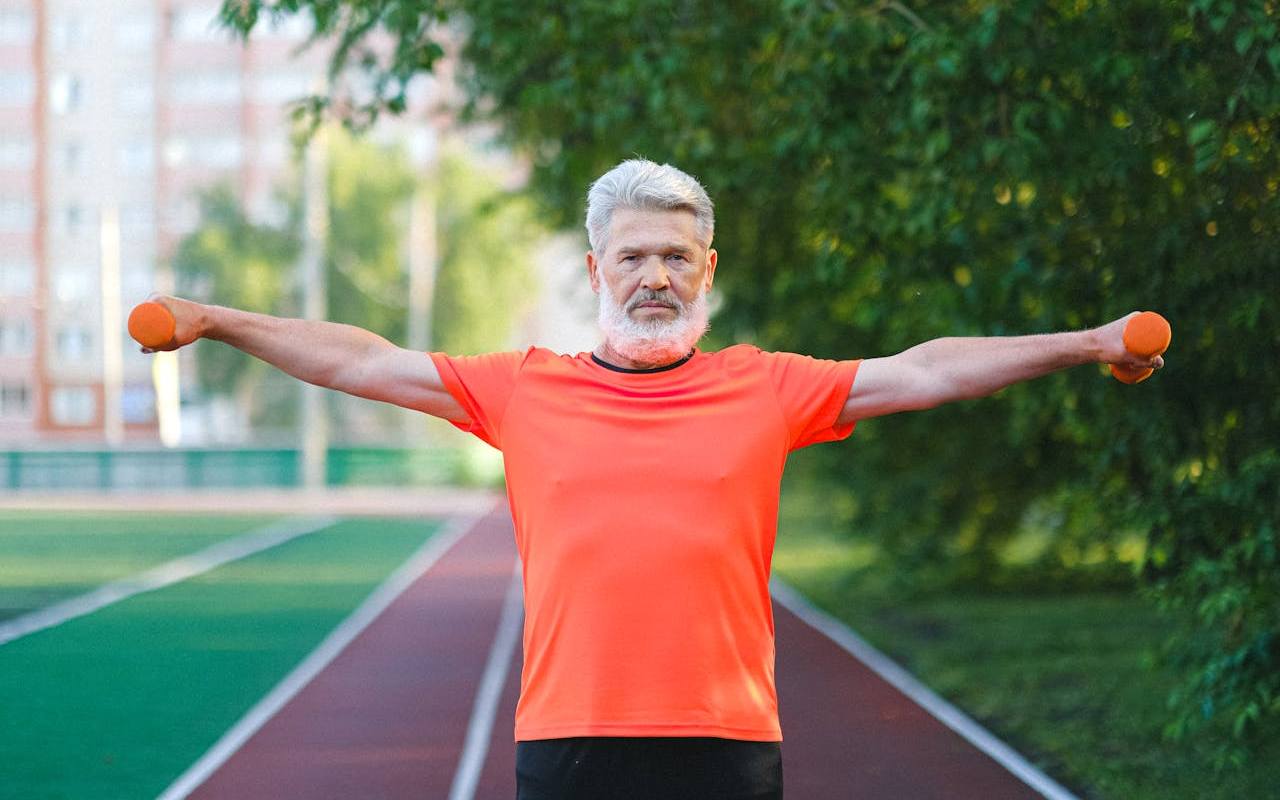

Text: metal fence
xmin=0 ymin=447 xmax=473 ymax=491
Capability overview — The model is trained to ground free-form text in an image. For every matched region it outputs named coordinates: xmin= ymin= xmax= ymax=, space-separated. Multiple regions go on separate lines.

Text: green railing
xmin=0 ymin=447 xmax=477 ymax=491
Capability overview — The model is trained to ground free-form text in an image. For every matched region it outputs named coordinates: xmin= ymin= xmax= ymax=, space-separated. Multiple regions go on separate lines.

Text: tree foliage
xmin=429 ymin=148 xmax=541 ymax=355
xmin=171 ymin=185 xmax=302 ymax=422
xmin=173 ymin=126 xmax=539 ymax=427
xmin=324 ymin=127 xmax=418 ymax=345
xmin=220 ymin=0 xmax=1280 ymax=760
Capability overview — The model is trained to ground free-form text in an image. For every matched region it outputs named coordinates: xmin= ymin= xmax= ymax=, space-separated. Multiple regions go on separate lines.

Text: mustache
xmin=630 ymin=294 xmax=679 ymax=310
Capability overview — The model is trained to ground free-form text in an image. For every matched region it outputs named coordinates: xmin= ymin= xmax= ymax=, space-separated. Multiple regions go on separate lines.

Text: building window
xmin=119 ymin=141 xmax=154 ymax=174
xmin=169 ymin=5 xmax=226 ymax=43
xmin=165 ymin=134 xmax=242 ymax=169
xmin=171 ymin=71 xmax=241 ymax=105
xmin=0 ymin=382 xmax=31 ymax=417
xmin=119 ymin=81 xmax=154 ymax=114
xmin=121 ymin=203 xmax=154 ymax=232
xmin=61 ymin=141 xmax=83 ymax=173
xmin=0 ymin=197 xmax=34 ymax=232
xmin=0 ymin=10 xmax=34 ymax=44
xmin=51 ymin=15 xmax=89 ymax=53
xmin=122 ymin=266 xmax=154 ymax=301
xmin=51 ymin=386 xmax=96 ymax=426
xmin=252 ymin=72 xmax=312 ymax=105
xmin=0 ymin=136 xmax=34 ymax=169
xmin=57 ymin=325 xmax=93 ymax=360
xmin=55 ymin=269 xmax=92 ymax=303
xmin=62 ymin=204 xmax=85 ymax=236
xmin=0 ymin=317 xmax=33 ymax=355
xmin=50 ymin=73 xmax=83 ymax=115
xmin=0 ymin=72 xmax=34 ymax=107
xmin=115 ymin=15 xmax=154 ymax=51
xmin=197 ymin=136 xmax=242 ymax=169
xmin=163 ymin=137 xmax=188 ymax=167
xmin=122 ymin=384 xmax=156 ymax=424
xmin=0 ymin=260 xmax=34 ymax=295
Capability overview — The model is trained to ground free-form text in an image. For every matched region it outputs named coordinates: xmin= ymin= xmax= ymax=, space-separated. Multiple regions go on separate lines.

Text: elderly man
xmin=146 ymin=159 xmax=1162 ymax=799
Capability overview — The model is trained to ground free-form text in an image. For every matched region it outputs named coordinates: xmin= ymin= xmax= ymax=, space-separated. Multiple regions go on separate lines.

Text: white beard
xmin=596 ymin=283 xmax=711 ymax=367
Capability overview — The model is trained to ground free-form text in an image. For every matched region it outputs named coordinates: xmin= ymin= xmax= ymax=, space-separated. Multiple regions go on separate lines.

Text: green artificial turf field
xmin=0 ymin=513 xmax=442 ymax=800
xmin=0 ymin=512 xmax=281 ymax=622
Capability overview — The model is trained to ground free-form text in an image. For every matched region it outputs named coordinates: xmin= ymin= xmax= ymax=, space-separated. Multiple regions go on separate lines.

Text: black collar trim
xmin=591 ymin=349 xmax=696 ymax=374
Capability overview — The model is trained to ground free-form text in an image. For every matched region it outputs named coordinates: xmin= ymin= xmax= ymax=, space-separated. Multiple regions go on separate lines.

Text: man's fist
xmin=1095 ymin=311 xmax=1170 ymax=383
xmin=133 ymin=295 xmax=205 ymax=353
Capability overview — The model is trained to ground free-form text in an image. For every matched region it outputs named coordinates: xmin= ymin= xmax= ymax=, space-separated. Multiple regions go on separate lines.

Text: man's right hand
xmin=138 ymin=294 xmax=206 ymax=353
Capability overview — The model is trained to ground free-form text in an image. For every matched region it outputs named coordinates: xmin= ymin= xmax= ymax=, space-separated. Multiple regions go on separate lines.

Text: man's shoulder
xmin=522 ymin=345 xmax=588 ymax=365
xmin=513 ymin=345 xmax=599 ymax=375
xmin=701 ymin=343 xmax=771 ymax=376
xmin=708 ymin=343 xmax=764 ymax=360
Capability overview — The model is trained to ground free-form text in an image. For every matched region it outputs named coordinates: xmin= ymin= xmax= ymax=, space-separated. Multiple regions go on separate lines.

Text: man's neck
xmin=593 ymin=342 xmax=692 ymax=371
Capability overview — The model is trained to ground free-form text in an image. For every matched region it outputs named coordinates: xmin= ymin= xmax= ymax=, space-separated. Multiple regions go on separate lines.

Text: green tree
xmin=174 ymin=127 xmax=540 ymax=429
xmin=171 ymin=185 xmax=302 ymax=425
xmin=219 ymin=0 xmax=1280 ymax=760
xmin=429 ymin=147 xmax=540 ymax=355
xmin=324 ymin=126 xmax=417 ymax=345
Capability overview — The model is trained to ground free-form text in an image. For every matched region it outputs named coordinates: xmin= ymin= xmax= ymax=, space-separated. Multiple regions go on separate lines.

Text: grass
xmin=772 ymin=478 xmax=1280 ymax=800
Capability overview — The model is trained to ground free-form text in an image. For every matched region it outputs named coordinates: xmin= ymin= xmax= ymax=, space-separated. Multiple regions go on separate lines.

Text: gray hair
xmin=585 ymin=159 xmax=715 ymax=255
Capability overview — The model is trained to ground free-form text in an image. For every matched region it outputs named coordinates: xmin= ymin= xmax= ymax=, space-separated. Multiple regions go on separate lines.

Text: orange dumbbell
xmin=1110 ymin=311 xmax=1171 ymax=384
xmin=127 ymin=301 xmax=176 ymax=350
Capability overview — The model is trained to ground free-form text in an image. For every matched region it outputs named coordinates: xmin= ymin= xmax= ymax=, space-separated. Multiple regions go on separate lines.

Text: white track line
xmin=156 ymin=507 xmax=493 ymax=800
xmin=449 ymin=556 xmax=524 ymax=800
xmin=0 ymin=515 xmax=340 ymax=647
xmin=769 ymin=577 xmax=1080 ymax=800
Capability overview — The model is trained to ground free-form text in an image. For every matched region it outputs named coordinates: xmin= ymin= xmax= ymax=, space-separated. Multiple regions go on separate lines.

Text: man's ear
xmin=586 ymin=250 xmax=600 ymax=294
xmin=704 ymin=248 xmax=717 ymax=292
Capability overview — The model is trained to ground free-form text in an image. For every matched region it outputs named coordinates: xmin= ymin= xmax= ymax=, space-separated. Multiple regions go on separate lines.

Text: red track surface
xmin=189 ymin=505 xmax=1044 ymax=799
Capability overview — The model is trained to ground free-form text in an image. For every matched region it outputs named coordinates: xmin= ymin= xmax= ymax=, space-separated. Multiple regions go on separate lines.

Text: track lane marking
xmin=0 ymin=515 xmax=340 ymax=648
xmin=156 ymin=506 xmax=494 ymax=800
xmin=449 ymin=556 xmax=524 ymax=800
xmin=770 ymin=576 xmax=1080 ymax=800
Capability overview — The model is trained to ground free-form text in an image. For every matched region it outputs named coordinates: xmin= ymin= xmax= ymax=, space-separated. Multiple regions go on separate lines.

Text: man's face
xmin=588 ymin=207 xmax=717 ymax=315
xmin=587 ymin=208 xmax=717 ymax=364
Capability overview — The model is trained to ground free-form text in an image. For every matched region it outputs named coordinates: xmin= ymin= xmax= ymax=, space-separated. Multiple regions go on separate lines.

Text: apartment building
xmin=0 ymin=1 xmax=449 ymax=445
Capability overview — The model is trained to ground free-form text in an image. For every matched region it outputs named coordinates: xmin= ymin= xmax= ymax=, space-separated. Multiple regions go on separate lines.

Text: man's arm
xmin=144 ymin=295 xmax=470 ymax=422
xmin=837 ymin=312 xmax=1165 ymax=425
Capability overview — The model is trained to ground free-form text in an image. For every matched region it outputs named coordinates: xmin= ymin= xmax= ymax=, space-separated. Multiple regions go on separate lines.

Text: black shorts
xmin=515 ymin=736 xmax=783 ymax=800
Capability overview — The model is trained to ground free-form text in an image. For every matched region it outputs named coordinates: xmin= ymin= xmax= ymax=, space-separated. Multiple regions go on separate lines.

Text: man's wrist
xmin=198 ymin=303 xmax=222 ymax=342
xmin=1079 ymin=327 xmax=1105 ymax=365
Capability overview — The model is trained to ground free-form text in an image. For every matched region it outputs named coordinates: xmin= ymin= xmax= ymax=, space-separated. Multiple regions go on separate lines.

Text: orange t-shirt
xmin=428 ymin=344 xmax=861 ymax=742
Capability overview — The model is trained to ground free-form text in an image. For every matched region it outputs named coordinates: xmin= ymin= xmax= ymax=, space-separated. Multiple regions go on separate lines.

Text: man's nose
xmin=640 ymin=256 xmax=670 ymax=289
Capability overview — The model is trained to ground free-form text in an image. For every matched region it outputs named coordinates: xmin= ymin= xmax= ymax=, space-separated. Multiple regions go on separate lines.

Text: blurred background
xmin=0 ymin=0 xmax=599 ymax=490
xmin=1 ymin=1 xmax=1277 ymax=797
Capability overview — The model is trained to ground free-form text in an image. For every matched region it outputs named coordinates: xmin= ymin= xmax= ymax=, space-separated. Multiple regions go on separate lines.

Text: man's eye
xmin=666 ymin=254 xmax=687 ymax=263
xmin=623 ymin=255 xmax=638 ymax=262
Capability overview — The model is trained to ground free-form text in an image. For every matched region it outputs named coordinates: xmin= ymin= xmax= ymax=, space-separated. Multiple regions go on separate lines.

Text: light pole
xmin=300 ymin=125 xmax=328 ymax=488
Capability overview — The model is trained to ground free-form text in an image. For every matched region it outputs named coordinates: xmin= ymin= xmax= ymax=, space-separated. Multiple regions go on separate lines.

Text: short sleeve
xmin=427 ymin=348 xmax=530 ymax=450
xmin=759 ymin=349 xmax=862 ymax=451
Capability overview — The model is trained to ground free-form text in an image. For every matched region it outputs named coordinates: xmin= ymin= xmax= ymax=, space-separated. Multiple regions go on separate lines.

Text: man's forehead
xmin=607 ymin=208 xmax=705 ymax=250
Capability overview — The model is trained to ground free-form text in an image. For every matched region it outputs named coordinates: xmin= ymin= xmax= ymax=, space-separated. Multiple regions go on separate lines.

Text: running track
xmin=171 ymin=501 xmax=1071 ymax=799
